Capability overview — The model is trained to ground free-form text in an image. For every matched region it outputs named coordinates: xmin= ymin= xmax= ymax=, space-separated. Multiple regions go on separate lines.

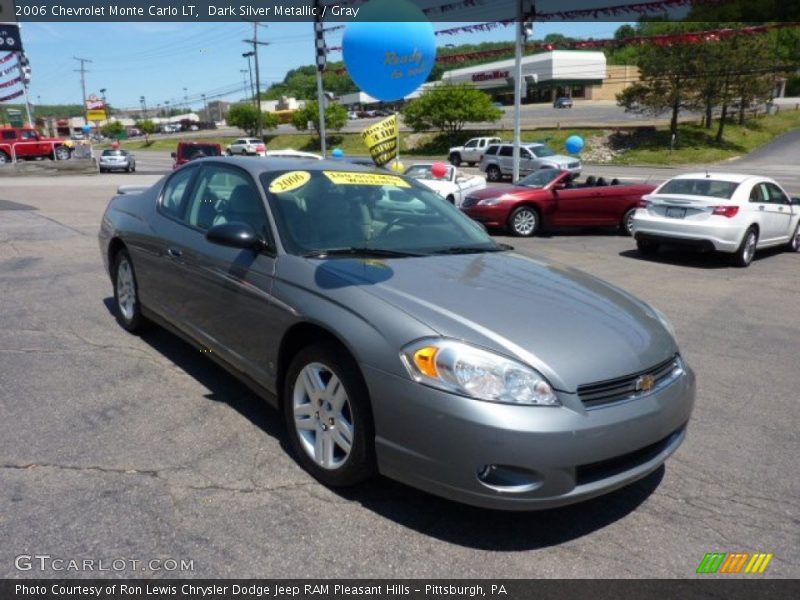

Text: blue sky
xmin=21 ymin=21 xmax=628 ymax=108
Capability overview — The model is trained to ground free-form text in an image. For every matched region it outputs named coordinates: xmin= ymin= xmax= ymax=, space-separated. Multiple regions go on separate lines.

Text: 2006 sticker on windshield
xmin=323 ymin=171 xmax=410 ymax=188
xmin=269 ymin=171 xmax=311 ymax=193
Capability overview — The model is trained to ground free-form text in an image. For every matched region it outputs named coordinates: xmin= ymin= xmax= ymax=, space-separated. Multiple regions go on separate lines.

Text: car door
xmin=175 ymin=163 xmax=281 ymax=382
xmin=462 ymin=139 xmax=479 ymax=162
xmin=548 ymin=180 xmax=599 ymax=226
xmin=17 ymin=129 xmax=40 ymax=158
xmin=231 ymin=139 xmax=245 ymax=154
xmin=763 ymin=182 xmax=793 ymax=242
xmin=749 ymin=183 xmax=782 ymax=243
xmin=519 ymin=147 xmax=538 ymax=175
xmin=1 ymin=130 xmax=15 ymax=158
xmin=497 ymin=145 xmax=514 ymax=174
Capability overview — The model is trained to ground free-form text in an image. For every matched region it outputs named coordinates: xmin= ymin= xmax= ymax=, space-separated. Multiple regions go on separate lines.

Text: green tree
xmin=402 ymin=83 xmax=503 ymax=135
xmin=227 ymin=103 xmax=278 ymax=136
xmin=136 ymin=119 xmax=157 ymax=144
xmin=291 ymin=101 xmax=348 ymax=138
xmin=101 ymin=121 xmax=125 ymax=139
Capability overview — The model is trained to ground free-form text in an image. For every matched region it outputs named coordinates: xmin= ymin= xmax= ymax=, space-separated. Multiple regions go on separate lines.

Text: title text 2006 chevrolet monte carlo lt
xmin=99 ymin=158 xmax=695 ymax=510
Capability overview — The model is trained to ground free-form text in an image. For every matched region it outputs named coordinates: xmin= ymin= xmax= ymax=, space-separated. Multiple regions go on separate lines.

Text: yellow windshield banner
xmin=268 ymin=171 xmax=311 ymax=193
xmin=361 ymin=114 xmax=399 ymax=167
xmin=323 ymin=171 xmax=410 ymax=188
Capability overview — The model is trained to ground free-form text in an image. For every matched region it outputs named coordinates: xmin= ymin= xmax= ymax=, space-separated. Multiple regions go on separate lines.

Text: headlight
xmin=400 ymin=339 xmax=560 ymax=406
xmin=652 ymin=307 xmax=676 ymax=339
xmin=477 ymin=197 xmax=503 ymax=206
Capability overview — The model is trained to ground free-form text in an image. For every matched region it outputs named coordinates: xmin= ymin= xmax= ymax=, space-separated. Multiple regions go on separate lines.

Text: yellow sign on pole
xmin=86 ymin=109 xmax=107 ymax=122
xmin=361 ymin=114 xmax=399 ymax=167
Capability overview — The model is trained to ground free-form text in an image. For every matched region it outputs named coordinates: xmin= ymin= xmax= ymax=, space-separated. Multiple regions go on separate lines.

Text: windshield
xmin=404 ymin=164 xmax=452 ymax=181
xmin=181 ymin=144 xmax=221 ymax=159
xmin=102 ymin=150 xmax=125 ymax=157
xmin=530 ymin=145 xmax=556 ymax=158
xmin=261 ymin=170 xmax=498 ymax=256
xmin=519 ymin=169 xmax=562 ymax=189
xmin=657 ymin=178 xmax=739 ymax=199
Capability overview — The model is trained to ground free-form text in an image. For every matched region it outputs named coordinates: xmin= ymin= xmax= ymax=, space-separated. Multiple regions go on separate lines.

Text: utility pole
xmin=241 ymin=56 xmax=255 ymax=105
xmin=313 ymin=0 xmax=327 ymax=157
xmin=244 ymin=22 xmax=268 ymax=138
xmin=73 ymin=56 xmax=92 ymax=125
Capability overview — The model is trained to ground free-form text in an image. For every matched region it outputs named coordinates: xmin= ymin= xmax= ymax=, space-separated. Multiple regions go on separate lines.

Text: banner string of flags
xmin=0 ymin=51 xmax=24 ymax=103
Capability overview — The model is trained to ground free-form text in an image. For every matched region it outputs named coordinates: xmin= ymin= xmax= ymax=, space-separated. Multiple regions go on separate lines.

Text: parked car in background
xmin=448 ymin=136 xmax=502 ymax=167
xmin=461 ymin=169 xmax=655 ymax=237
xmin=226 ymin=138 xmax=266 ymax=156
xmin=479 ymin=142 xmax=581 ymax=182
xmin=632 ymin=172 xmax=800 ymax=267
xmin=554 ymin=96 xmax=574 ymax=108
xmin=347 ymin=111 xmax=360 ymax=120
xmin=171 ymin=142 xmax=223 ymax=169
xmin=127 ymin=127 xmax=142 ymax=138
xmin=161 ymin=124 xmax=180 ymax=134
xmin=0 ymin=127 xmax=72 ymax=163
xmin=99 ymin=157 xmax=694 ymax=510
xmin=404 ymin=163 xmax=486 ymax=206
xmin=99 ymin=149 xmax=136 ymax=173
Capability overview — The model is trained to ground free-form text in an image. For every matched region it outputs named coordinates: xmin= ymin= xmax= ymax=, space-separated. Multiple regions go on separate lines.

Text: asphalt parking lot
xmin=1 ymin=173 xmax=798 ymax=579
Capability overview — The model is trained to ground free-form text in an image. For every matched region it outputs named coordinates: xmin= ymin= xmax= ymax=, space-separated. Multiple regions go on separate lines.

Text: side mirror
xmin=791 ymin=197 xmax=800 ymax=206
xmin=206 ymin=222 xmax=262 ymax=250
xmin=170 ymin=152 xmax=177 ymax=159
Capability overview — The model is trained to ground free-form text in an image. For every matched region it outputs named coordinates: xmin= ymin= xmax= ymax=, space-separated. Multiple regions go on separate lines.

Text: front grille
xmin=577 ymin=356 xmax=682 ymax=408
xmin=575 ymin=426 xmax=684 ymax=486
xmin=462 ymin=196 xmax=480 ymax=208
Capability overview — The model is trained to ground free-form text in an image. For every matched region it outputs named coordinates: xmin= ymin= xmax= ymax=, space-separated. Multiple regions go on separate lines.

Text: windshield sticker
xmin=323 ymin=171 xmax=410 ymax=188
xmin=268 ymin=171 xmax=311 ymax=194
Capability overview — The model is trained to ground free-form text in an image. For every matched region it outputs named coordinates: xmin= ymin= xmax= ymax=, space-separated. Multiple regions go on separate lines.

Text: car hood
xmin=543 ymin=154 xmax=579 ymax=166
xmin=292 ymin=252 xmax=677 ymax=392
xmin=466 ymin=185 xmax=539 ymax=200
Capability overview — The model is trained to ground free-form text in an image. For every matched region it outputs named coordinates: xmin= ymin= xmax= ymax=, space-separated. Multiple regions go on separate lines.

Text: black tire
xmin=225 ymin=149 xmax=232 ymax=156
xmin=99 ymin=167 xmax=107 ymax=173
xmin=787 ymin=224 xmax=800 ymax=252
xmin=283 ymin=342 xmax=376 ymax=487
xmin=449 ymin=153 xmax=461 ymax=167
xmin=467 ymin=162 xmax=476 ymax=167
xmin=636 ymin=239 xmax=660 ymax=256
xmin=508 ymin=206 xmax=539 ymax=237
xmin=732 ymin=227 xmax=758 ymax=267
xmin=621 ymin=208 xmax=637 ymax=236
xmin=445 ymin=195 xmax=455 ymax=205
xmin=0 ymin=151 xmax=10 ymax=164
xmin=53 ymin=146 xmax=71 ymax=161
xmin=486 ymin=165 xmax=502 ymax=182
xmin=112 ymin=248 xmax=146 ymax=332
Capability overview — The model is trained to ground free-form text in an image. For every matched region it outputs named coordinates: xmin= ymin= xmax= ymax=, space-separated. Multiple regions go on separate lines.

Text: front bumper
xmin=461 ymin=204 xmax=512 ymax=230
xmin=99 ymin=161 xmax=131 ymax=171
xmin=364 ymin=363 xmax=695 ymax=510
xmin=633 ymin=213 xmax=744 ymax=253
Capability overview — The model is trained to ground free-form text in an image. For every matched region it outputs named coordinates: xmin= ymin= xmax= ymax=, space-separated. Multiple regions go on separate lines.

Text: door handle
xmin=166 ymin=247 xmax=183 ymax=258
xmin=758 ymin=205 xmax=765 ymax=211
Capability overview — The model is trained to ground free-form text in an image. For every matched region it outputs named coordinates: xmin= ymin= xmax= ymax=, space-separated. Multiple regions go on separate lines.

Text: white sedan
xmin=632 ymin=172 xmax=800 ymax=267
xmin=403 ymin=163 xmax=486 ymax=207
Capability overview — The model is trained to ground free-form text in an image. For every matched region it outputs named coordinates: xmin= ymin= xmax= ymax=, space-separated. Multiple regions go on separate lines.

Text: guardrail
xmin=0 ymin=140 xmax=73 ymax=162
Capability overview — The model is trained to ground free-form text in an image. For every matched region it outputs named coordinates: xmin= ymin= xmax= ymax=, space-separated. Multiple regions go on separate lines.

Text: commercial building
xmin=441 ymin=50 xmax=639 ymax=104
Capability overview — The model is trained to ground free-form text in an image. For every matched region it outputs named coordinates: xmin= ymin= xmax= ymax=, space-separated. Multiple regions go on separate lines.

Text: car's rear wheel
xmin=449 ymin=153 xmax=461 ymax=167
xmin=113 ymin=248 xmax=146 ymax=332
xmin=283 ymin=342 xmax=375 ymax=487
xmin=787 ymin=224 xmax=800 ymax=252
xmin=486 ymin=165 xmax=502 ymax=182
xmin=733 ymin=227 xmax=758 ymax=267
xmin=509 ymin=206 xmax=539 ymax=237
xmin=636 ymin=239 xmax=660 ymax=256
xmin=621 ymin=208 xmax=637 ymax=236
xmin=0 ymin=151 xmax=10 ymax=164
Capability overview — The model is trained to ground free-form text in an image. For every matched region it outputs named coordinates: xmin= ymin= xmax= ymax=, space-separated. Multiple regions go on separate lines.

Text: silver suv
xmin=480 ymin=142 xmax=581 ymax=182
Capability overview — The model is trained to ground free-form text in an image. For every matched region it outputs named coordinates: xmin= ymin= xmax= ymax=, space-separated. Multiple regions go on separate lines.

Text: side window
xmin=749 ymin=185 xmax=764 ymax=203
xmin=498 ymin=146 xmax=514 ymax=157
xmin=465 ymin=140 xmax=478 ymax=149
xmin=765 ymin=182 xmax=789 ymax=204
xmin=485 ymin=145 xmax=498 ymax=156
xmin=2 ymin=131 xmax=16 ymax=140
xmin=160 ymin=167 xmax=196 ymax=218
xmin=21 ymin=130 xmax=37 ymax=140
xmin=185 ymin=166 xmax=271 ymax=240
xmin=521 ymin=148 xmax=533 ymax=159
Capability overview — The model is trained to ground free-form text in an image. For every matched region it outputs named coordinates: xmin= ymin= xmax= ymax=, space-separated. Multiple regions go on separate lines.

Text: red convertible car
xmin=461 ymin=169 xmax=656 ymax=237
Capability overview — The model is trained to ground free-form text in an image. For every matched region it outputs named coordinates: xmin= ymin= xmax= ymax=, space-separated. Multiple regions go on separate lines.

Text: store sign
xmin=0 ymin=22 xmax=22 ymax=51
xmin=472 ymin=70 xmax=510 ymax=83
xmin=87 ymin=109 xmax=107 ymax=121
xmin=85 ymin=94 xmax=105 ymax=110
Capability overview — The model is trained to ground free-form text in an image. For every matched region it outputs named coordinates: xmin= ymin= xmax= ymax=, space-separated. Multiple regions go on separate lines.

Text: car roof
xmin=668 ymin=172 xmax=765 ymax=184
xmin=194 ymin=156 xmax=387 ymax=176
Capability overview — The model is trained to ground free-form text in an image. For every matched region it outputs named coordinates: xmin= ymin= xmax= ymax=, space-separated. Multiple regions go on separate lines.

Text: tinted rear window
xmin=102 ymin=150 xmax=125 ymax=156
xmin=498 ymin=146 xmax=513 ymax=157
xmin=180 ymin=144 xmax=221 ymax=159
xmin=658 ymin=179 xmax=740 ymax=199
xmin=485 ymin=146 xmax=498 ymax=156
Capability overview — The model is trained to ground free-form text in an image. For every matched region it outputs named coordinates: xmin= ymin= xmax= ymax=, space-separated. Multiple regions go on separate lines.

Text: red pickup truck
xmin=0 ymin=127 xmax=72 ymax=163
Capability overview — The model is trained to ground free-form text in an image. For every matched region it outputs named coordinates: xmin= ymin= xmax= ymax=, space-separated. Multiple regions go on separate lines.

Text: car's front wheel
xmin=621 ymin=208 xmax=637 ymax=236
xmin=113 ymin=248 xmax=146 ymax=332
xmin=509 ymin=206 xmax=539 ymax=237
xmin=284 ymin=342 xmax=375 ymax=487
xmin=486 ymin=165 xmax=502 ymax=182
xmin=53 ymin=146 xmax=71 ymax=161
xmin=787 ymin=224 xmax=800 ymax=252
xmin=449 ymin=153 xmax=461 ymax=167
xmin=636 ymin=239 xmax=660 ymax=256
xmin=0 ymin=151 xmax=10 ymax=164
xmin=733 ymin=227 xmax=758 ymax=267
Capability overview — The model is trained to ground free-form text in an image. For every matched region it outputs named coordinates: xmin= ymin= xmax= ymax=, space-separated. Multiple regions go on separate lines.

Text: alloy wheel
xmin=743 ymin=231 xmax=757 ymax=264
xmin=512 ymin=209 xmax=537 ymax=236
xmin=115 ymin=258 xmax=136 ymax=321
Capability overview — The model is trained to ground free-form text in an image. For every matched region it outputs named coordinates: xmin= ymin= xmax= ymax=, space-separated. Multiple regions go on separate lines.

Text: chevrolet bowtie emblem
xmin=635 ymin=374 xmax=656 ymax=392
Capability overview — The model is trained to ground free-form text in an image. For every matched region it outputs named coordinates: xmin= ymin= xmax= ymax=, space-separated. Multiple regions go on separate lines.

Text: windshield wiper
xmin=302 ymin=247 xmax=425 ymax=259
xmin=431 ymin=243 xmax=513 ymax=255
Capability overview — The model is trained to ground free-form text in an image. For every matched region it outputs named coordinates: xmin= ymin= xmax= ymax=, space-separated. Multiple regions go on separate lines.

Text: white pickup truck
xmin=404 ymin=163 xmax=486 ymax=207
xmin=448 ymin=136 xmax=502 ymax=167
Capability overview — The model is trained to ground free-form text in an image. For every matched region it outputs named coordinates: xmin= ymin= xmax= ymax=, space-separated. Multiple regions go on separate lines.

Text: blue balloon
xmin=565 ymin=135 xmax=585 ymax=154
xmin=81 ymin=125 xmax=92 ymax=134
xmin=332 ymin=148 xmax=344 ymax=158
xmin=343 ymin=0 xmax=436 ymax=101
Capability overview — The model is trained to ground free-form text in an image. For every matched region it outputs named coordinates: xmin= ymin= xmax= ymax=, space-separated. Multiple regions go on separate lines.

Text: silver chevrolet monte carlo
xmin=99 ymin=157 xmax=695 ymax=510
